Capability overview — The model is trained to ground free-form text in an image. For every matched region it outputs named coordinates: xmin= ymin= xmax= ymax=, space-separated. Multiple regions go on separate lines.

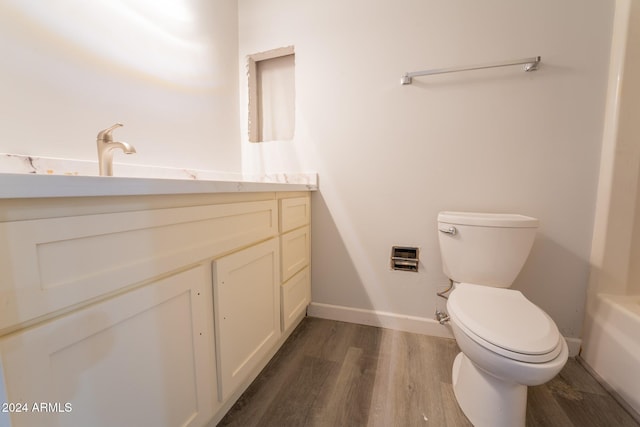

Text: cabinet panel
xmin=0 ymin=265 xmax=216 ymax=427
xmin=281 ymin=267 xmax=311 ymax=332
xmin=281 ymin=226 xmax=310 ymax=282
xmin=0 ymin=199 xmax=277 ymax=332
xmin=279 ymin=196 xmax=310 ymax=233
xmin=212 ymin=238 xmax=281 ymax=401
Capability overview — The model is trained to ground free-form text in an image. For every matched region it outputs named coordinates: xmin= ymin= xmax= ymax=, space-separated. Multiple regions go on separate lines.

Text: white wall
xmin=238 ymin=0 xmax=615 ymax=338
xmin=0 ymin=0 xmax=241 ymax=172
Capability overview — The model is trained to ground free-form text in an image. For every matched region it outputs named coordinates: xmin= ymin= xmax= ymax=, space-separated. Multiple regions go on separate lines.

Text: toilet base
xmin=452 ymin=352 xmax=527 ymax=427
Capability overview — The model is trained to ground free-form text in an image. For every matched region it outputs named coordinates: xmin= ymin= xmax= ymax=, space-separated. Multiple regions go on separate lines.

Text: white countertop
xmin=0 ymin=173 xmax=317 ymax=199
xmin=0 ymin=153 xmax=317 ymax=198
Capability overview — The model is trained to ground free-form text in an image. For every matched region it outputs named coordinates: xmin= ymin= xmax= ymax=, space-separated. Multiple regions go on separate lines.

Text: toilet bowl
xmin=447 ymin=283 xmax=568 ymax=427
xmin=437 ymin=211 xmax=568 ymax=427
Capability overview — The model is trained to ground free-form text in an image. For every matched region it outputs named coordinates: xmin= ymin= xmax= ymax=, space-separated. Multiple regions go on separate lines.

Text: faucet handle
xmin=97 ymin=123 xmax=123 ymax=142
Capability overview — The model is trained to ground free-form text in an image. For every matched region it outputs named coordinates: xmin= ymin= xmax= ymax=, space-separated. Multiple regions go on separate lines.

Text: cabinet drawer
xmin=279 ymin=196 xmax=310 ymax=233
xmin=0 ymin=199 xmax=277 ymax=332
xmin=280 ymin=226 xmax=310 ymax=282
xmin=0 ymin=265 xmax=216 ymax=427
xmin=281 ymin=267 xmax=310 ymax=332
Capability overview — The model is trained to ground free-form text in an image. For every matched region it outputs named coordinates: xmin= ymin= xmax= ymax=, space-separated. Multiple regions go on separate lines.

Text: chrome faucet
xmin=97 ymin=123 xmax=136 ymax=176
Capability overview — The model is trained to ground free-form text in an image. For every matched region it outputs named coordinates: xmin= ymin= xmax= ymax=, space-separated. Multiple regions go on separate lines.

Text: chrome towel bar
xmin=401 ymin=56 xmax=541 ymax=85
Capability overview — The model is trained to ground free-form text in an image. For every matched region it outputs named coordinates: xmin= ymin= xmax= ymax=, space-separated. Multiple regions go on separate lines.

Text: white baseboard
xmin=307 ymin=302 xmax=582 ymax=357
xmin=307 ymin=302 xmax=454 ymax=339
xmin=564 ymin=337 xmax=582 ymax=358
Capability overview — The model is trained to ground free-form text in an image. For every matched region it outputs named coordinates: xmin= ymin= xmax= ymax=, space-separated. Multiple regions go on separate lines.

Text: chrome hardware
xmin=97 ymin=123 xmax=136 ymax=176
xmin=391 ymin=246 xmax=419 ymax=272
xmin=401 ymin=56 xmax=541 ymax=85
xmin=435 ymin=309 xmax=450 ymax=325
xmin=436 ymin=279 xmax=454 ymax=300
xmin=439 ymin=226 xmax=457 ymax=236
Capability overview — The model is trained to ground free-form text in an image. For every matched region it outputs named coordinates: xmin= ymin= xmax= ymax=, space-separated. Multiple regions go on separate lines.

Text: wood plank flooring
xmin=218 ymin=317 xmax=639 ymax=427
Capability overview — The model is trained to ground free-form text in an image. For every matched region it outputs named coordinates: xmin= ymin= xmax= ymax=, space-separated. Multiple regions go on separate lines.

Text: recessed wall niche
xmin=248 ymin=46 xmax=295 ymax=143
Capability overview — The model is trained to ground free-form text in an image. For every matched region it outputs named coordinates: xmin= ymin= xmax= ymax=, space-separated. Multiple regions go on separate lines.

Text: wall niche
xmin=247 ymin=46 xmax=295 ymax=142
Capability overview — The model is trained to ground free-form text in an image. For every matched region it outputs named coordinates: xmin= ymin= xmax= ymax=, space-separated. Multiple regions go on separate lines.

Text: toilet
xmin=437 ymin=211 xmax=568 ymax=427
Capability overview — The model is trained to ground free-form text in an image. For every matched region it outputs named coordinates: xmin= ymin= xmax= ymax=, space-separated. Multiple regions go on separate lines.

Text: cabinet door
xmin=0 ymin=265 xmax=216 ymax=427
xmin=212 ymin=238 xmax=281 ymax=401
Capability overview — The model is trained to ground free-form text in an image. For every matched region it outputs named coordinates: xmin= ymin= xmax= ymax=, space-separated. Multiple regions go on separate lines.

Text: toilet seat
xmin=447 ymin=283 xmax=562 ymax=363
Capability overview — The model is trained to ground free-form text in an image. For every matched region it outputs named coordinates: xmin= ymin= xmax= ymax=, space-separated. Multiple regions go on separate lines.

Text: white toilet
xmin=437 ymin=211 xmax=568 ymax=427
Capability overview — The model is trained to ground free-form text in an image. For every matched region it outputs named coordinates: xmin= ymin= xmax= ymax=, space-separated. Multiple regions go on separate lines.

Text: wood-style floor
xmin=218 ymin=317 xmax=639 ymax=427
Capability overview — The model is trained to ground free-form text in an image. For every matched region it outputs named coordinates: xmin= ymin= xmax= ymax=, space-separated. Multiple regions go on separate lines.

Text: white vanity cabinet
xmin=0 ymin=190 xmax=311 ymax=427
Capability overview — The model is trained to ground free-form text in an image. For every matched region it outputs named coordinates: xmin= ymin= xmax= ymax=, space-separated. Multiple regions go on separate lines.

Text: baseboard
xmin=564 ymin=337 xmax=582 ymax=358
xmin=307 ymin=302 xmax=454 ymax=339
xmin=307 ymin=302 xmax=582 ymax=357
xmin=576 ymin=355 xmax=640 ymax=424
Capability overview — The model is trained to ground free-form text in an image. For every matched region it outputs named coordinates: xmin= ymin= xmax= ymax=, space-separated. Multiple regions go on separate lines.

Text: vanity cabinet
xmin=0 ymin=190 xmax=311 ymax=427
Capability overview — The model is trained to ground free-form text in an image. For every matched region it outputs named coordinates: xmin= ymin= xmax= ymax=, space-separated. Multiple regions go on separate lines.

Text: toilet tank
xmin=437 ymin=212 xmax=539 ymax=288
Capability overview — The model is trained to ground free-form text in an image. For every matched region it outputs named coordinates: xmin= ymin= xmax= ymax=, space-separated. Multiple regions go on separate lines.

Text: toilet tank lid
xmin=438 ymin=211 xmax=539 ymax=228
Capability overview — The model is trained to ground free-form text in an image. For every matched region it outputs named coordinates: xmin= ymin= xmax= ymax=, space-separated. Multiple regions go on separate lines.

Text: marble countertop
xmin=0 ymin=154 xmax=317 ymax=199
xmin=0 ymin=173 xmax=317 ymax=198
